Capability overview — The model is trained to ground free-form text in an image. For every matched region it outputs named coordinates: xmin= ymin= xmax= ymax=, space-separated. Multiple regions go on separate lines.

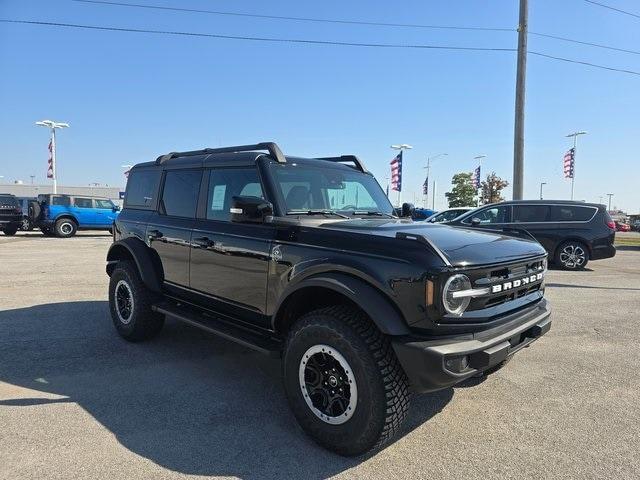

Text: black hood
xmin=318 ymin=218 xmax=546 ymax=267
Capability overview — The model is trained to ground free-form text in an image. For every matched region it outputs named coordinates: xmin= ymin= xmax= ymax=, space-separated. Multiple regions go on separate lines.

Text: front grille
xmin=466 ymin=258 xmax=546 ymax=311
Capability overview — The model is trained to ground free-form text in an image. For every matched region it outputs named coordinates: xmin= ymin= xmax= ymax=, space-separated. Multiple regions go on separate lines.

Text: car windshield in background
xmin=270 ymin=163 xmax=394 ymax=216
xmin=0 ymin=195 xmax=18 ymax=206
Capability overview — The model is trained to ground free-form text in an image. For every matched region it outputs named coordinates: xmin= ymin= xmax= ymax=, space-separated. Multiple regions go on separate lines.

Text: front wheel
xmin=2 ymin=226 xmax=18 ymax=236
xmin=283 ymin=306 xmax=410 ymax=456
xmin=555 ymin=240 xmax=589 ymax=270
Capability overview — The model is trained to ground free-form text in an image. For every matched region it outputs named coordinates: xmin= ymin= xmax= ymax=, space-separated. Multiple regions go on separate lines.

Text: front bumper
xmin=392 ymin=299 xmax=551 ymax=393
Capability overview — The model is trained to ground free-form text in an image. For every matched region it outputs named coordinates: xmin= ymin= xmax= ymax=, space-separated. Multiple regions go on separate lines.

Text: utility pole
xmin=35 ymin=120 xmax=69 ymax=194
xmin=565 ymin=131 xmax=587 ymax=200
xmin=512 ymin=0 xmax=528 ymax=200
xmin=539 ymin=182 xmax=546 ymax=200
xmin=607 ymin=193 xmax=614 ymax=211
xmin=432 ymin=180 xmax=437 ymax=211
xmin=423 ymin=153 xmax=447 ymax=209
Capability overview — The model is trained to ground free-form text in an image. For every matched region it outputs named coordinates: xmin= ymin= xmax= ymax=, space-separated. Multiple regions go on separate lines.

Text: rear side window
xmin=513 ymin=205 xmax=550 ymax=223
xmin=51 ymin=196 xmax=71 ymax=206
xmin=549 ymin=205 xmax=596 ymax=222
xmin=470 ymin=205 xmax=509 ymax=224
xmin=74 ymin=198 xmax=93 ymax=208
xmin=125 ymin=169 xmax=161 ymax=208
xmin=160 ymin=170 xmax=202 ymax=218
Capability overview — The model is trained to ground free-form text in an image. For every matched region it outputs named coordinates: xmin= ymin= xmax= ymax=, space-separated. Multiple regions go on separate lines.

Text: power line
xmin=2 ymin=18 xmax=639 ymax=76
xmin=529 ymin=51 xmax=640 ymax=76
xmin=530 ymin=31 xmax=640 ymax=55
xmin=74 ymin=0 xmax=640 ymax=56
xmin=0 ymin=19 xmax=517 ymax=51
xmin=583 ymin=0 xmax=640 ymax=19
xmin=71 ymin=0 xmax=514 ymax=32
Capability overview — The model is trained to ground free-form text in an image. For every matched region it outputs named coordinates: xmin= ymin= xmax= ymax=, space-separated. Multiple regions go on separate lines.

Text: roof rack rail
xmin=155 ymin=142 xmax=286 ymax=165
xmin=315 ymin=155 xmax=368 ymax=173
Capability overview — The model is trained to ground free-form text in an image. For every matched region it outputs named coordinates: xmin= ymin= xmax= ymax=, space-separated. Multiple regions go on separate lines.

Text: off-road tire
xmin=2 ymin=226 xmax=18 ymax=236
xmin=283 ymin=305 xmax=410 ymax=456
xmin=55 ymin=218 xmax=77 ymax=238
xmin=555 ymin=240 xmax=589 ymax=270
xmin=108 ymin=261 xmax=164 ymax=342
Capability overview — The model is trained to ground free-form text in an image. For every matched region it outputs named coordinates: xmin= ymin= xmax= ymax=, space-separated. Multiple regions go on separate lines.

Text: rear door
xmin=146 ymin=169 xmax=202 ymax=287
xmin=189 ymin=167 xmax=275 ymax=326
xmin=71 ymin=197 xmax=96 ymax=226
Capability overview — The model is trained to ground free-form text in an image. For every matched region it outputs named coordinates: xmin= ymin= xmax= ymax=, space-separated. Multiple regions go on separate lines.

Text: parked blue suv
xmin=36 ymin=194 xmax=120 ymax=237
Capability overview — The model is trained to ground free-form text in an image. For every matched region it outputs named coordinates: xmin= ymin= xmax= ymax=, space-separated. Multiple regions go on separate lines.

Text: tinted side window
xmin=550 ymin=205 xmax=596 ymax=222
xmin=207 ymin=168 xmax=264 ymax=221
xmin=95 ymin=199 xmax=114 ymax=209
xmin=52 ymin=196 xmax=71 ymax=206
xmin=160 ymin=170 xmax=202 ymax=218
xmin=513 ymin=205 xmax=550 ymax=223
xmin=472 ymin=206 xmax=509 ymax=224
xmin=74 ymin=197 xmax=93 ymax=208
xmin=125 ymin=169 xmax=161 ymax=208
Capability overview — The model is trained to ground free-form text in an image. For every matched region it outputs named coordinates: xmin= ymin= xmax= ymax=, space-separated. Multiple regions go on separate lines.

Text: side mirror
xmin=401 ymin=202 xmax=415 ymax=218
xmin=230 ymin=196 xmax=273 ymax=223
xmin=470 ymin=217 xmax=481 ymax=226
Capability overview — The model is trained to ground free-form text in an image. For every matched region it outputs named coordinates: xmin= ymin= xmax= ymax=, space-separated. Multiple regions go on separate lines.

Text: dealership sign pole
xmin=564 ymin=131 xmax=587 ymax=200
xmin=36 ymin=120 xmax=69 ymax=194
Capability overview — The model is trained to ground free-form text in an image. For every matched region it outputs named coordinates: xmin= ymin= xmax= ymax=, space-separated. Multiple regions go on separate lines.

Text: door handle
xmin=148 ymin=229 xmax=163 ymax=240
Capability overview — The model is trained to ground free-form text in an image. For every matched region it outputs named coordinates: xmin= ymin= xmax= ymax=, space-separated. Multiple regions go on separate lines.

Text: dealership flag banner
xmin=563 ymin=148 xmax=575 ymax=179
xmin=47 ymin=140 xmax=54 ymax=179
xmin=472 ymin=165 xmax=481 ymax=189
xmin=422 ymin=175 xmax=429 ymax=195
xmin=390 ymin=151 xmax=403 ymax=192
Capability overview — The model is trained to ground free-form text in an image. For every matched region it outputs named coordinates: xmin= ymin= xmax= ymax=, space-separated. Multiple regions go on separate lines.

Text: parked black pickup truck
xmin=106 ymin=142 xmax=551 ymax=456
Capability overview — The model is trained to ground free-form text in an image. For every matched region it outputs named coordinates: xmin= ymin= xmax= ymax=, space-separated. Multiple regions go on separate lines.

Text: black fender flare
xmin=106 ymin=238 xmax=163 ymax=292
xmin=274 ymin=272 xmax=411 ymax=336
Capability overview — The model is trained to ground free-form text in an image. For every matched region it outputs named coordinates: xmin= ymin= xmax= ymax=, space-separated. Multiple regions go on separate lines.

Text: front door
xmin=190 ymin=167 xmax=274 ymax=326
xmin=147 ymin=169 xmax=202 ymax=287
xmin=94 ymin=198 xmax=119 ymax=228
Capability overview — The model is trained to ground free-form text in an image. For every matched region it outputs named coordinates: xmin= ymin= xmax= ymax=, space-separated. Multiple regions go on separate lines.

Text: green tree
xmin=445 ymin=172 xmax=476 ymax=207
xmin=480 ymin=172 xmax=509 ymax=205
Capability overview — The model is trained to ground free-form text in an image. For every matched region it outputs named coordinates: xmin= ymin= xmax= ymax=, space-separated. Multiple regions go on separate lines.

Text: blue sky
xmin=1 ymin=0 xmax=638 ymax=212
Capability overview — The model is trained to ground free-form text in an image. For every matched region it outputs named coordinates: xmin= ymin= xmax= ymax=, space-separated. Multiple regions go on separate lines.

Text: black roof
xmin=129 ymin=142 xmax=368 ymax=173
xmin=495 ymin=199 xmax=603 ymax=207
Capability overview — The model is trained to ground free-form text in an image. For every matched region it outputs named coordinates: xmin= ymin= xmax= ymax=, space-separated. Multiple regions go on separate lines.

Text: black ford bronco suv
xmin=106 ymin=142 xmax=551 ymax=456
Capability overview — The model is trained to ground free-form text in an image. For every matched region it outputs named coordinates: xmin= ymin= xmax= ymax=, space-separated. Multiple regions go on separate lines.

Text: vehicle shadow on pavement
xmin=0 ymin=301 xmax=453 ymax=479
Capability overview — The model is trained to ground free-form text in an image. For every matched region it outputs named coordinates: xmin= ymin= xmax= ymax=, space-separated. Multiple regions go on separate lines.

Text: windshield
xmin=270 ymin=163 xmax=394 ymax=216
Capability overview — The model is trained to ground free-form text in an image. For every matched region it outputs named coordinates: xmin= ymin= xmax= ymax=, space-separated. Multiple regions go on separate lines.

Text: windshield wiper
xmin=288 ymin=209 xmax=350 ymax=219
xmin=352 ymin=210 xmax=395 ymax=218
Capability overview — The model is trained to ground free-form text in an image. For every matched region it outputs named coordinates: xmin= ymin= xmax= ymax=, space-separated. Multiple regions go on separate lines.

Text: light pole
xmin=390 ymin=144 xmax=412 ymax=206
xmin=606 ymin=193 xmax=614 ymax=211
xmin=474 ymin=155 xmax=487 ymax=207
xmin=36 ymin=120 xmax=69 ymax=194
xmin=565 ymin=131 xmax=587 ymax=200
xmin=30 ymin=175 xmax=35 ymax=185
xmin=539 ymin=182 xmax=546 ymax=200
xmin=423 ymin=153 xmax=447 ymax=209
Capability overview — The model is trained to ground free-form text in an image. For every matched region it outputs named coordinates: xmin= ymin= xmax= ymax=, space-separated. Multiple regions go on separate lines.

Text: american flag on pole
xmin=47 ymin=140 xmax=54 ymax=179
xmin=422 ymin=176 xmax=429 ymax=195
xmin=390 ymin=151 xmax=402 ymax=192
xmin=563 ymin=148 xmax=575 ymax=179
xmin=472 ymin=165 xmax=481 ymax=189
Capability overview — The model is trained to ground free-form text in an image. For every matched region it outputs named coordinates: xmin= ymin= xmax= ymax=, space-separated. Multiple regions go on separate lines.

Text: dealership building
xmin=0 ymin=183 xmax=124 ymax=204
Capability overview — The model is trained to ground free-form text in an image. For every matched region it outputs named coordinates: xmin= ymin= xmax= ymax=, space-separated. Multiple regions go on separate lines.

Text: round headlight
xmin=442 ymin=274 xmax=472 ymax=316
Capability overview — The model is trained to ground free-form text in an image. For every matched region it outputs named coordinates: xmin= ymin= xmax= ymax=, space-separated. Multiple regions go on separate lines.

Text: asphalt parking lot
xmin=1 ymin=232 xmax=638 ymax=480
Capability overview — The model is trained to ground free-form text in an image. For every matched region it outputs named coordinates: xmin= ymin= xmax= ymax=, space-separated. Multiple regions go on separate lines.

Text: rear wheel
xmin=108 ymin=261 xmax=164 ymax=341
xmin=283 ymin=305 xmax=410 ymax=456
xmin=55 ymin=218 xmax=77 ymax=238
xmin=555 ymin=240 xmax=589 ymax=270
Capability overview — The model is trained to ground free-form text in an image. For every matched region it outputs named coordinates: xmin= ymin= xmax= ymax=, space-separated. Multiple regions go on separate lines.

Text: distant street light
xmin=606 ymin=193 xmax=614 ymax=211
xmin=539 ymin=182 xmax=547 ymax=200
xmin=35 ymin=120 xmax=70 ymax=194
xmin=565 ymin=131 xmax=587 ymax=200
xmin=474 ymin=155 xmax=487 ymax=207
xmin=424 ymin=153 xmax=447 ymax=210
